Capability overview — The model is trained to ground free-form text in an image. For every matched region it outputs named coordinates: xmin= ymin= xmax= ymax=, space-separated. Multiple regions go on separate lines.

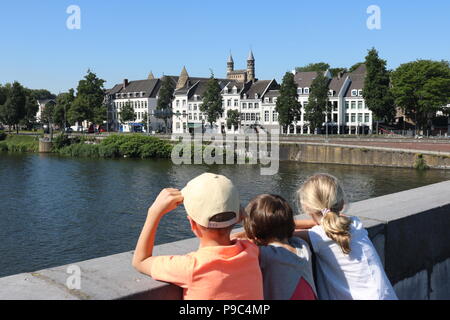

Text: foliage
xmin=53 ymin=89 xmax=75 ymax=129
xmin=0 ymin=130 xmax=6 ymax=141
xmin=296 ymin=62 xmax=330 ymax=73
xmin=156 ymin=76 xmax=175 ymax=133
xmin=52 ymin=134 xmax=72 ymax=150
xmin=363 ymin=48 xmax=395 ymax=123
xmin=391 ymin=60 xmax=450 ymax=131
xmin=414 ymin=154 xmax=429 ymax=170
xmin=119 ymin=102 xmax=136 ymax=124
xmin=226 ymin=109 xmax=240 ymax=130
xmin=0 ymin=82 xmax=27 ymax=133
xmin=329 ymin=68 xmax=348 ymax=77
xmin=305 ymin=73 xmax=330 ymax=132
xmin=200 ymin=73 xmax=223 ymax=129
xmin=275 ymin=72 xmax=301 ymax=131
xmin=68 ymin=70 xmax=106 ymax=125
xmin=0 ymin=134 xmax=38 ymax=152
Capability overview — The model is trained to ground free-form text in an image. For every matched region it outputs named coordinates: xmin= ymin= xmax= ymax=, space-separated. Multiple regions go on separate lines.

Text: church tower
xmin=176 ymin=66 xmax=189 ymax=90
xmin=227 ymin=52 xmax=234 ymax=75
xmin=247 ymin=50 xmax=255 ymax=82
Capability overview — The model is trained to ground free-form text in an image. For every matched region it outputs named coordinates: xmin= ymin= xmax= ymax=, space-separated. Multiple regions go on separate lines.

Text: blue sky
xmin=1 ymin=0 xmax=450 ymax=94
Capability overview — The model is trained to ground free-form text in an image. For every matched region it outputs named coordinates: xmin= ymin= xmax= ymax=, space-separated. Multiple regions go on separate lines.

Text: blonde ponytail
xmin=321 ymin=211 xmax=352 ymax=254
xmin=298 ymin=173 xmax=352 ymax=254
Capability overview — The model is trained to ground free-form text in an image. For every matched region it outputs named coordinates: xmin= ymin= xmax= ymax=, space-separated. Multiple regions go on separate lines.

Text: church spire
xmin=148 ymin=71 xmax=155 ymax=80
xmin=176 ymin=66 xmax=189 ymax=90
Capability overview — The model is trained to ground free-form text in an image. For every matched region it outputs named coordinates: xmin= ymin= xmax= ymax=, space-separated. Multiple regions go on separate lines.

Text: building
xmin=105 ymin=74 xmax=178 ymax=133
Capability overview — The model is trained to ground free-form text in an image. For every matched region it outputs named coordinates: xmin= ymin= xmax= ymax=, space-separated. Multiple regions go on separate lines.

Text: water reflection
xmin=0 ymin=153 xmax=449 ymax=277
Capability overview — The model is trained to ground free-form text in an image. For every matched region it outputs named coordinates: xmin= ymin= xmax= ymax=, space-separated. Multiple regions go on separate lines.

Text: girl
xmin=296 ymin=173 xmax=397 ymax=300
xmin=241 ymin=194 xmax=317 ymax=300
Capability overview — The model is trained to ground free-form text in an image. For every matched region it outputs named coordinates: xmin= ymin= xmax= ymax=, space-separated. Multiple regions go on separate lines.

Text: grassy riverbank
xmin=0 ymin=134 xmax=39 ymax=152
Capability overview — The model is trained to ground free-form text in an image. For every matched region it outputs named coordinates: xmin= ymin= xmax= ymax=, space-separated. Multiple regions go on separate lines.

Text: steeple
xmin=147 ymin=71 xmax=155 ymax=80
xmin=227 ymin=52 xmax=234 ymax=74
xmin=176 ymin=66 xmax=189 ymax=90
xmin=247 ymin=50 xmax=255 ymax=82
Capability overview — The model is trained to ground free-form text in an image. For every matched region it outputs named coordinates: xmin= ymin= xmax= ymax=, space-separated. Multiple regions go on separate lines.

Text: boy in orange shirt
xmin=132 ymin=173 xmax=263 ymax=300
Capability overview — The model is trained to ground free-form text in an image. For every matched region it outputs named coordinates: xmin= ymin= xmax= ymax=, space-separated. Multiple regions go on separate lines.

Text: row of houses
xmin=104 ymin=51 xmax=375 ymax=135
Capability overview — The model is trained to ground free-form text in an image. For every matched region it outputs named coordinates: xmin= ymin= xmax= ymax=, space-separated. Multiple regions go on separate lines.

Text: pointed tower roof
xmin=247 ymin=50 xmax=254 ymax=61
xmin=176 ymin=66 xmax=190 ymax=90
xmin=228 ymin=52 xmax=234 ymax=63
xmin=148 ymin=71 xmax=155 ymax=80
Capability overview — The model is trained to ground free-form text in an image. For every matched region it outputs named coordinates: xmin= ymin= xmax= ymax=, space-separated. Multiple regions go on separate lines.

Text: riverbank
xmin=0 ymin=134 xmax=39 ymax=152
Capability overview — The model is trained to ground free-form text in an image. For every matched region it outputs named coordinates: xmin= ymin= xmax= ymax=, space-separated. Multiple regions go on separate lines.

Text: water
xmin=1 ymin=153 xmax=449 ymax=277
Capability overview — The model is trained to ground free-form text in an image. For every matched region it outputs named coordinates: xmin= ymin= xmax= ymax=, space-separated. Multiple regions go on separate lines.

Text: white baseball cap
xmin=181 ymin=173 xmax=240 ymax=228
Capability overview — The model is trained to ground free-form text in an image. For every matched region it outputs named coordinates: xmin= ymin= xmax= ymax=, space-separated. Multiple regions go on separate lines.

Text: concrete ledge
xmin=1 ymin=181 xmax=449 ymax=300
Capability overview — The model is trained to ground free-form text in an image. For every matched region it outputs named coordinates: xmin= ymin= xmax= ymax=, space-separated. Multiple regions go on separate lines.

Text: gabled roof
xmin=242 ymin=80 xmax=275 ymax=98
xmin=294 ymin=71 xmax=319 ymax=88
xmin=344 ymin=65 xmax=367 ymax=97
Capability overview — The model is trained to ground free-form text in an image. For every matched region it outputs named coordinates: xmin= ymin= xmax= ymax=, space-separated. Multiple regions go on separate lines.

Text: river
xmin=1 ymin=153 xmax=449 ymax=277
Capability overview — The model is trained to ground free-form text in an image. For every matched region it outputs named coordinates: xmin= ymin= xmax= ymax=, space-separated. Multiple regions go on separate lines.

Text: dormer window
xmin=232 ymin=86 xmax=237 ymax=94
xmin=141 ymin=92 xmax=145 ymax=97
xmin=297 ymin=88 xmax=302 ymax=95
xmin=255 ymin=93 xmax=259 ymax=99
xmin=351 ymin=89 xmax=358 ymax=97
xmin=243 ymin=93 xmax=247 ymax=99
xmin=273 ymin=97 xmax=277 ymax=103
xmin=328 ymin=90 xmax=334 ymax=96
xmin=358 ymin=90 xmax=363 ymax=97
xmin=304 ymin=88 xmax=310 ymax=94
xmin=224 ymin=87 xmax=228 ymax=94
xmin=265 ymin=97 xmax=270 ymax=103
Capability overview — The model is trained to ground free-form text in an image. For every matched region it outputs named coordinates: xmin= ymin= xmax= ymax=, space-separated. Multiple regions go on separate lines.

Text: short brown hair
xmin=244 ymin=194 xmax=295 ymax=246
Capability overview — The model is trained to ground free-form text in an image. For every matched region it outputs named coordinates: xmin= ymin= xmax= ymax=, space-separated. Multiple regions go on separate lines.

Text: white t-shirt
xmin=308 ymin=217 xmax=398 ymax=300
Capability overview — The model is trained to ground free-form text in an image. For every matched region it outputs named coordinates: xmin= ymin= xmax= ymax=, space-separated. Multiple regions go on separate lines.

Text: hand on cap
xmin=149 ymin=188 xmax=183 ymax=216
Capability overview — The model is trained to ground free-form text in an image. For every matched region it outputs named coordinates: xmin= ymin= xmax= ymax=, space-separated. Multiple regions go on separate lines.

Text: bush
xmin=59 ymin=143 xmax=100 ymax=158
xmin=414 ymin=154 xmax=429 ymax=170
xmin=52 ymin=134 xmax=71 ymax=150
xmin=0 ymin=131 xmax=6 ymax=141
xmin=98 ymin=144 xmax=120 ymax=158
xmin=0 ymin=141 xmax=7 ymax=151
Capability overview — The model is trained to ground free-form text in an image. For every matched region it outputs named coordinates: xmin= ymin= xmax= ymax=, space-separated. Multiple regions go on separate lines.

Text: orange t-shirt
xmin=149 ymin=239 xmax=263 ymax=300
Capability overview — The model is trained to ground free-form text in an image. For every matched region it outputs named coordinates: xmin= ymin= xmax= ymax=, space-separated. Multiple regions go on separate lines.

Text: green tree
xmin=305 ymin=73 xmax=330 ymax=133
xmin=20 ymin=92 xmax=38 ymax=130
xmin=54 ymin=89 xmax=75 ymax=130
xmin=200 ymin=73 xmax=223 ymax=131
xmin=296 ymin=62 xmax=330 ymax=73
xmin=275 ymin=72 xmax=301 ymax=133
xmin=119 ymin=101 xmax=136 ymax=124
xmin=363 ymin=48 xmax=395 ymax=129
xmin=141 ymin=112 xmax=150 ymax=132
xmin=69 ymin=70 xmax=105 ymax=127
xmin=156 ymin=76 xmax=175 ymax=133
xmin=226 ymin=109 xmax=240 ymax=131
xmin=0 ymin=82 xmax=27 ymax=133
xmin=391 ymin=60 xmax=450 ymax=132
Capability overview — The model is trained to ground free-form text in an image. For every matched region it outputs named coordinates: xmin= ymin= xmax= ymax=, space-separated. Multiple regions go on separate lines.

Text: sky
xmin=1 ymin=0 xmax=450 ymax=94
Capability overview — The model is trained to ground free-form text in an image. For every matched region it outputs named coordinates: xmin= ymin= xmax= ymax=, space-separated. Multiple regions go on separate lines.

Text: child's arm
xmin=230 ymin=230 xmax=248 ymax=240
xmin=132 ymin=188 xmax=183 ymax=275
xmin=293 ymin=230 xmax=311 ymax=246
xmin=294 ymin=218 xmax=317 ymax=230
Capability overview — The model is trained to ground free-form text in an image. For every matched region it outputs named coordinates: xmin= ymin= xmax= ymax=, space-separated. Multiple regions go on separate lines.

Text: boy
xmin=132 ymin=173 xmax=263 ymax=300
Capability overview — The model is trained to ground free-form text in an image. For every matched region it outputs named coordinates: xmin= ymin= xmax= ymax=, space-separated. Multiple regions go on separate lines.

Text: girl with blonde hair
xmin=295 ymin=173 xmax=397 ymax=300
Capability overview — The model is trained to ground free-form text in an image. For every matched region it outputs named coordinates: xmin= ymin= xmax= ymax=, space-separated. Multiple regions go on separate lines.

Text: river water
xmin=1 ymin=153 xmax=449 ymax=277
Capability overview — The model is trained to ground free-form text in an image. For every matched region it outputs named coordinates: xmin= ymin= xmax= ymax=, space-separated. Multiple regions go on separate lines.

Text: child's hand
xmin=149 ymin=188 xmax=183 ymax=216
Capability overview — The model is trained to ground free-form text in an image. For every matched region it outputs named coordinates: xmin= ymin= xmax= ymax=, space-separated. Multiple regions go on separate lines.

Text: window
xmin=345 ymin=101 xmax=349 ymax=110
xmin=358 ymin=90 xmax=363 ymax=97
xmin=224 ymin=87 xmax=228 ymax=94
xmin=265 ymin=97 xmax=270 ymax=103
xmin=328 ymin=90 xmax=334 ymax=96
xmin=297 ymin=88 xmax=302 ymax=95
xmin=264 ymin=111 xmax=269 ymax=122
xmin=176 ymin=122 xmax=180 ymax=129
xmin=351 ymin=90 xmax=357 ymax=97
xmin=365 ymin=113 xmax=370 ymax=123
xmin=251 ymin=113 xmax=256 ymax=121
xmin=358 ymin=101 xmax=363 ymax=109
xmin=194 ymin=114 xmax=197 ymax=120
xmin=273 ymin=97 xmax=277 ymax=103
xmin=358 ymin=113 xmax=363 ymax=122
xmin=234 ymin=100 xmax=238 ymax=107
xmin=254 ymin=103 xmax=259 ymax=108
xmin=345 ymin=114 xmax=349 ymax=123
xmin=249 ymin=103 xmax=253 ymax=109
xmin=188 ymin=114 xmax=192 ymax=120
xmin=194 ymin=104 xmax=197 ymax=111
xmin=273 ymin=110 xmax=278 ymax=122
xmin=227 ymin=100 xmax=231 ymax=107
xmin=255 ymin=93 xmax=259 ymax=99
xmin=188 ymin=104 xmax=192 ymax=110
xmin=183 ymin=100 xmax=186 ymax=106
xmin=304 ymin=88 xmax=309 ymax=94
xmin=351 ymin=114 xmax=356 ymax=122
xmin=351 ymin=101 xmax=356 ymax=109
xmin=256 ymin=113 xmax=260 ymax=121
xmin=242 ymin=103 xmax=247 ymax=109
xmin=246 ymin=113 xmax=250 ymax=121
xmin=233 ymin=86 xmax=237 ymax=94
xmin=176 ymin=100 xmax=179 ymax=107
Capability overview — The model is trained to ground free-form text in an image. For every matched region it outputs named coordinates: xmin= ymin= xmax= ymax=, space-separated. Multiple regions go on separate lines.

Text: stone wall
xmin=279 ymin=143 xmax=450 ymax=169
xmin=0 ymin=181 xmax=449 ymax=299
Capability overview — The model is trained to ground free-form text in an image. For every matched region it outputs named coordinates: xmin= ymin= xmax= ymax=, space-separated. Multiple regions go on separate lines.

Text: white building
xmin=105 ymin=73 xmax=177 ymax=133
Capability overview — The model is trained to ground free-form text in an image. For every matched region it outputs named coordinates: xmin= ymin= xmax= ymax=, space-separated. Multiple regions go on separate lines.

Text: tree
xmin=275 ymin=72 xmax=301 ymax=133
xmin=156 ymin=76 xmax=175 ymax=133
xmin=141 ymin=112 xmax=150 ymax=132
xmin=304 ymin=73 xmax=330 ymax=133
xmin=391 ymin=60 xmax=450 ymax=132
xmin=119 ymin=101 xmax=136 ymax=125
xmin=296 ymin=62 xmax=330 ymax=73
xmin=363 ymin=48 xmax=395 ymax=129
xmin=20 ymin=92 xmax=38 ymax=130
xmin=68 ymin=70 xmax=105 ymax=126
xmin=329 ymin=68 xmax=348 ymax=77
xmin=54 ymin=89 xmax=75 ymax=130
xmin=226 ymin=109 xmax=240 ymax=131
xmin=0 ymin=82 xmax=26 ymax=133
xmin=200 ymin=73 xmax=223 ymax=131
